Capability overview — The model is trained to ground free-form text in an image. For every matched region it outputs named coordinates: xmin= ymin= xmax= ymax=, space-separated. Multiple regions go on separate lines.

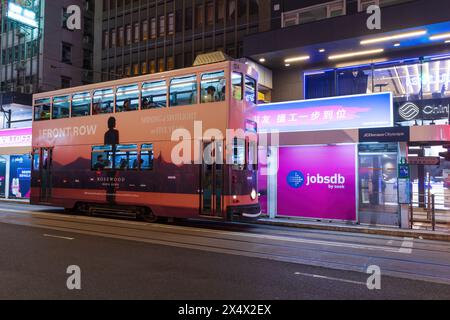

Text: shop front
xmin=256 ymin=92 xmax=449 ymax=228
xmin=0 ymin=128 xmax=32 ymax=200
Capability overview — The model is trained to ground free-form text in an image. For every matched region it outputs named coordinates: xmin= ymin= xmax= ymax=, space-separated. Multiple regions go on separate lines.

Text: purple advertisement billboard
xmin=255 ymin=92 xmax=392 ymax=132
xmin=277 ymin=145 xmax=357 ymax=221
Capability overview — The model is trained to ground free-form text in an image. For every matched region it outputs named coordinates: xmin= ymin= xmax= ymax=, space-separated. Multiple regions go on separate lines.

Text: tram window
xmin=91 ymin=145 xmax=113 ymax=171
xmin=245 ymin=76 xmax=256 ymax=103
xmin=248 ymin=140 xmax=258 ymax=171
xmin=201 ymin=71 xmax=226 ymax=103
xmin=34 ymin=98 xmax=51 ymax=121
xmin=52 ymin=96 xmax=70 ymax=119
xmin=140 ymin=144 xmax=154 ymax=170
xmin=93 ymin=88 xmax=114 ymax=115
xmin=142 ymin=80 xmax=167 ymax=109
xmin=114 ymin=144 xmax=138 ymax=170
xmin=232 ymin=137 xmax=245 ymax=170
xmin=72 ymin=92 xmax=91 ymax=117
xmin=232 ymin=72 xmax=243 ymax=100
xmin=169 ymin=75 xmax=197 ymax=107
xmin=116 ymin=84 xmax=139 ymax=112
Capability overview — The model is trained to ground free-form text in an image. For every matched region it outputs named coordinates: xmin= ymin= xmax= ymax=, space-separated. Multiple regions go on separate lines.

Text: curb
xmin=255 ymin=219 xmax=450 ymax=242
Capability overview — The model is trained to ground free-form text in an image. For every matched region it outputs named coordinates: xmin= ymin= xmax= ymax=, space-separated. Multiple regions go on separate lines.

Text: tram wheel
xmin=139 ymin=208 xmax=157 ymax=223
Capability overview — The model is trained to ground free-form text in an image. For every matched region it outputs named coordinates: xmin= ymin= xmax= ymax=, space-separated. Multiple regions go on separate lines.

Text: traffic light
xmin=439 ymin=145 xmax=450 ymax=161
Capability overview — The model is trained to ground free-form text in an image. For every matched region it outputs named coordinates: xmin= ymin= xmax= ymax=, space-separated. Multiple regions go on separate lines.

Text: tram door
xmin=39 ymin=148 xmax=53 ymax=202
xmin=200 ymin=141 xmax=223 ymax=217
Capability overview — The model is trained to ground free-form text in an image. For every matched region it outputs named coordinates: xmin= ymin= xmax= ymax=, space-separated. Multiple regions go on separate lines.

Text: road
xmin=0 ymin=201 xmax=450 ymax=299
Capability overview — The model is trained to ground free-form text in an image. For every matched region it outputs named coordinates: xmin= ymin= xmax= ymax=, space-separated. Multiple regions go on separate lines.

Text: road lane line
xmin=0 ymin=208 xmax=416 ymax=254
xmin=294 ymin=272 xmax=366 ymax=286
xmin=398 ymin=237 xmax=414 ymax=254
xmin=43 ymin=234 xmax=74 ymax=240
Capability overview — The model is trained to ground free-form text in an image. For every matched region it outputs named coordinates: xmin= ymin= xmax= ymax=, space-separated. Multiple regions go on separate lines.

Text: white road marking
xmin=43 ymin=234 xmax=74 ymax=240
xmin=398 ymin=237 xmax=414 ymax=254
xmin=294 ymin=272 xmax=365 ymax=286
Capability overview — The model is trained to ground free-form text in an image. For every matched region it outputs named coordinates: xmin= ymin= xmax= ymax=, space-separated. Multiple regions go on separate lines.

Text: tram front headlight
xmin=250 ymin=189 xmax=257 ymax=200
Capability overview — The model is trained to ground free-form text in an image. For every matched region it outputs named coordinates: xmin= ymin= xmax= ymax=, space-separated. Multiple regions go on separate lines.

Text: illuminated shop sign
xmin=395 ymin=98 xmax=450 ymax=122
xmin=7 ymin=2 xmax=38 ymax=28
xmin=0 ymin=128 xmax=32 ymax=148
xmin=256 ymin=92 xmax=393 ymax=133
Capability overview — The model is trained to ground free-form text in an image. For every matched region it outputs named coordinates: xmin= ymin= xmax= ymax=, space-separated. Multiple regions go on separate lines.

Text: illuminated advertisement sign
xmin=277 ymin=145 xmax=357 ymax=221
xmin=395 ymin=98 xmax=450 ymax=122
xmin=7 ymin=2 xmax=38 ymax=28
xmin=0 ymin=128 xmax=32 ymax=148
xmin=255 ymin=92 xmax=393 ymax=132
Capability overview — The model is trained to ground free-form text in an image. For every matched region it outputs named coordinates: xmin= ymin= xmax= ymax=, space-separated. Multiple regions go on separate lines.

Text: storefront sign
xmin=256 ymin=92 xmax=392 ymax=132
xmin=407 ymin=157 xmax=440 ymax=165
xmin=6 ymin=2 xmax=38 ymax=28
xmin=395 ymin=98 xmax=450 ymax=122
xmin=359 ymin=126 xmax=409 ymax=142
xmin=0 ymin=128 xmax=32 ymax=148
xmin=277 ymin=145 xmax=356 ymax=221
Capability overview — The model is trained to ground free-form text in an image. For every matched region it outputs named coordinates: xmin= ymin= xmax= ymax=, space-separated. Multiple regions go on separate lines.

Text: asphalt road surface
xmin=0 ymin=201 xmax=450 ymax=299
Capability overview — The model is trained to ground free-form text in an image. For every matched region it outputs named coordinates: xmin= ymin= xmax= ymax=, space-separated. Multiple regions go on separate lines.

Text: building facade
xmin=93 ymin=0 xmax=271 ymax=82
xmin=0 ymin=0 xmax=94 ymax=201
xmin=245 ymin=0 xmax=450 ymax=229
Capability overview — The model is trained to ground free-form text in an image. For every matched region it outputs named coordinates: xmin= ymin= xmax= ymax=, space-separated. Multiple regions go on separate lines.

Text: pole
xmin=432 ymin=194 xmax=435 ymax=231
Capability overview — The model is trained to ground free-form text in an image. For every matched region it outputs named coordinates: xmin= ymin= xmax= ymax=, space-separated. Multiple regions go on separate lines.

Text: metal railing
xmin=409 ymin=190 xmax=449 ymax=231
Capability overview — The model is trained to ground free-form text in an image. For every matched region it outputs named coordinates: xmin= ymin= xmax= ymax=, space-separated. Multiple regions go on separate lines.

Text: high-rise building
xmin=93 ymin=0 xmax=271 ymax=82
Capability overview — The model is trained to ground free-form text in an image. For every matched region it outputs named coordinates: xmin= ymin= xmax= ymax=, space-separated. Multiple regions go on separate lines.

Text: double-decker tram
xmin=30 ymin=60 xmax=261 ymax=222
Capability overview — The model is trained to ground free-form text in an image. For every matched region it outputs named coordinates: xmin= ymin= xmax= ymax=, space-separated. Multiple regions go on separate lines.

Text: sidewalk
xmin=255 ymin=217 xmax=450 ymax=242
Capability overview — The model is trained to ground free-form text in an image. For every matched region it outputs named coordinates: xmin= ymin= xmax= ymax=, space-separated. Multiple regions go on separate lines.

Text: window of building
xmin=34 ymin=98 xmax=51 ymax=121
xmin=168 ymin=13 xmax=175 ymax=35
xmin=61 ymin=76 xmax=72 ymax=88
xmin=170 ymin=75 xmax=198 ymax=107
xmin=142 ymin=20 xmax=148 ymax=41
xmin=118 ymin=26 xmax=124 ymax=46
xmin=158 ymin=58 xmax=165 ymax=73
xmin=282 ymin=0 xmax=346 ymax=27
xmin=206 ymin=3 xmax=214 ymax=26
xmin=61 ymin=42 xmax=72 ymax=64
xmin=159 ymin=15 xmax=166 ymax=36
xmin=72 ymin=92 xmax=91 ymax=117
xmin=167 ymin=56 xmax=174 ymax=70
xmin=125 ymin=65 xmax=131 ymax=76
xmin=111 ymin=29 xmax=117 ymax=47
xmin=93 ymin=88 xmax=114 ymax=114
xmin=103 ymin=30 xmax=109 ymax=48
xmin=125 ymin=24 xmax=132 ymax=45
xmin=150 ymin=60 xmax=156 ymax=74
xmin=116 ymin=84 xmax=139 ymax=112
xmin=134 ymin=22 xmax=140 ymax=43
xmin=140 ymin=144 xmax=154 ymax=170
xmin=141 ymin=61 xmax=147 ymax=74
xmin=201 ymin=71 xmax=226 ymax=103
xmin=232 ymin=72 xmax=243 ymax=100
xmin=244 ymin=76 xmax=256 ymax=103
xmin=52 ymin=96 xmax=70 ymax=119
xmin=142 ymin=80 xmax=167 ymax=109
xmin=196 ymin=5 xmax=204 ymax=28
xmin=151 ymin=18 xmax=156 ymax=39
xmin=133 ymin=63 xmax=139 ymax=75
xmin=185 ymin=7 xmax=193 ymax=30
xmin=216 ymin=0 xmax=225 ymax=22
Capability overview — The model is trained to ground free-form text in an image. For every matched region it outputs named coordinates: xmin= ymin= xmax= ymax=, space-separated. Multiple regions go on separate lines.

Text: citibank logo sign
xmin=287 ymin=170 xmax=346 ymax=189
xmin=399 ymin=102 xmax=420 ymax=121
